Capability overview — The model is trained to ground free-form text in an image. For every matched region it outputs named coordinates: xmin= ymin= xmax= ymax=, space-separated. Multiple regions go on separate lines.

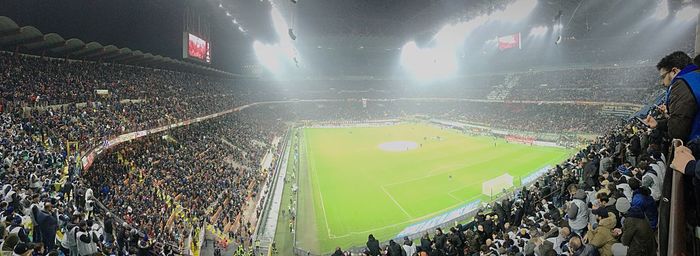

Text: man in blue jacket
xmin=643 ymin=51 xmax=699 ymax=255
xmin=628 ymin=178 xmax=657 ymax=230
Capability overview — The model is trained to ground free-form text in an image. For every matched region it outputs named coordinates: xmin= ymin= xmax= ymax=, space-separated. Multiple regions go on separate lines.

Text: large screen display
xmin=187 ymin=33 xmax=210 ymax=63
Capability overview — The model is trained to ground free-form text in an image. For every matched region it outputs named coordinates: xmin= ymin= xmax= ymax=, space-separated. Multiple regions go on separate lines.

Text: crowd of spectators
xmin=270 ymin=66 xmax=660 ymax=105
xmin=274 ymin=101 xmax=622 ymax=134
xmin=84 ymin=109 xmax=284 ymax=252
xmin=507 ymin=66 xmax=661 ymax=104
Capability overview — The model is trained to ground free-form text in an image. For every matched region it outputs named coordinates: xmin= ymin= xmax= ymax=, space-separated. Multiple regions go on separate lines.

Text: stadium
xmin=1 ymin=0 xmax=700 ymax=256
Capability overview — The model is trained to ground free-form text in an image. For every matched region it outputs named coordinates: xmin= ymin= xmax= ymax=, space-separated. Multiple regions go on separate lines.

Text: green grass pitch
xmin=292 ymin=123 xmax=573 ymax=253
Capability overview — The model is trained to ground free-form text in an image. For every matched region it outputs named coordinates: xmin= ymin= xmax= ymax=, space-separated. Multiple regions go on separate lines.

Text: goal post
xmin=482 ymin=174 xmax=514 ymax=196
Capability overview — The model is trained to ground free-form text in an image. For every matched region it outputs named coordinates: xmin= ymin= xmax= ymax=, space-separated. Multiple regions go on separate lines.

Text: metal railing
xmin=668 ymin=171 xmax=686 ymax=255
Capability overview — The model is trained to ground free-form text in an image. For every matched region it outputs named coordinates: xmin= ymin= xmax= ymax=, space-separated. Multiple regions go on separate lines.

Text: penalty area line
xmin=380 ymin=185 xmax=413 ymax=219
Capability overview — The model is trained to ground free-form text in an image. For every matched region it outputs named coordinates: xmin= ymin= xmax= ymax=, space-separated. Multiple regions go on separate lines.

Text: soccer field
xmin=293 ymin=123 xmax=573 ymax=253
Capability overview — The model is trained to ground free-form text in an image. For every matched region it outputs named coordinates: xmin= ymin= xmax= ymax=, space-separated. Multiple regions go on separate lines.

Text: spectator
xmin=419 ymin=232 xmax=431 ymax=253
xmin=566 ymin=185 xmax=590 ymax=236
xmin=32 ymin=203 xmax=58 ymax=252
xmin=568 ymin=235 xmax=599 ymax=256
xmin=644 ymin=51 xmax=699 ymax=254
xmin=366 ymin=234 xmax=380 ymax=256
xmin=628 ymin=178 xmax=658 ymax=230
xmin=621 ymin=207 xmax=656 ymax=256
xmin=12 ymin=243 xmax=34 ymax=256
xmin=402 ymin=237 xmax=416 ymax=256
xmin=331 ymin=247 xmax=343 ymax=256
xmin=584 ymin=208 xmax=616 ymax=256
xmin=387 ymin=239 xmax=404 ymax=256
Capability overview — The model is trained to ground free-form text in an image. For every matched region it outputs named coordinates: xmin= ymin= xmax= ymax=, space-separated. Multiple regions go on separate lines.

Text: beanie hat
xmin=615 ymin=197 xmax=631 ymax=213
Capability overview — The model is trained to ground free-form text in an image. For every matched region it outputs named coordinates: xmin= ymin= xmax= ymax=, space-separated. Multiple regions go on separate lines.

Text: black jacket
xmin=366 ymin=237 xmax=381 ymax=256
xmin=420 ymin=237 xmax=431 ymax=252
xmin=583 ymin=159 xmax=599 ymax=190
xmin=658 ymin=78 xmax=697 ymax=142
xmin=434 ymin=233 xmax=447 ymax=250
xmin=388 ymin=241 xmax=404 ymax=256
xmin=622 ymin=216 xmax=656 ymax=256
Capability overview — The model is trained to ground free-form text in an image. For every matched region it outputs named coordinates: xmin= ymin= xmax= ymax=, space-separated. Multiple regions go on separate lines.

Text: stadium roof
xmin=0 ymin=16 xmax=238 ymax=78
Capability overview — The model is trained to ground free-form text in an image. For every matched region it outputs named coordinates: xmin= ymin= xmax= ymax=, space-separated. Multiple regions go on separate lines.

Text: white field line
xmin=304 ymin=133 xmax=333 ymax=237
xmin=326 ymin=193 xmax=483 ymax=239
xmin=380 ymin=148 xmax=509 ymax=190
xmin=307 ymin=126 xmax=568 ymax=239
xmin=328 ymin=171 xmax=560 ymax=238
xmin=380 ymin=185 xmax=413 ymax=219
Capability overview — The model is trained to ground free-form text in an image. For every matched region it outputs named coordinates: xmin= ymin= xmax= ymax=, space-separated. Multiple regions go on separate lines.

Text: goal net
xmin=482 ymin=173 xmax=514 ymax=196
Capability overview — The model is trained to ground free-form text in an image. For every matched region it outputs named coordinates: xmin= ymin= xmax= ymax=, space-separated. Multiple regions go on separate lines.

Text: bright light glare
xmin=677 ymin=6 xmax=699 ymax=22
xmin=529 ymin=26 xmax=549 ymax=36
xmin=434 ymin=16 xmax=489 ymax=47
xmin=653 ymin=0 xmax=669 ymax=20
xmin=400 ymin=0 xmax=537 ymax=80
xmin=400 ymin=42 xmax=457 ymax=80
xmin=492 ymin=0 xmax=538 ymax=22
xmin=253 ymin=41 xmax=280 ymax=73
xmin=271 ymin=7 xmax=291 ymax=43
xmin=253 ymin=5 xmax=299 ymax=74
xmin=433 ymin=0 xmax=535 ymax=47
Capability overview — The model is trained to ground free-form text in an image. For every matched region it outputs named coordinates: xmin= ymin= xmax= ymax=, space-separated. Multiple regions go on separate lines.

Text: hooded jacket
xmin=585 ymin=212 xmax=617 ymax=256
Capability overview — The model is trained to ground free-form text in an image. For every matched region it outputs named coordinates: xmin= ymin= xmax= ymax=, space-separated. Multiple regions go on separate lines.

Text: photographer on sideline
xmin=644 ymin=51 xmax=700 ymax=255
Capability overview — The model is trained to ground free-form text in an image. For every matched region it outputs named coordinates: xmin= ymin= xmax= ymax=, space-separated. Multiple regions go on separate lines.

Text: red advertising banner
xmin=505 ymin=134 xmax=534 ymax=145
xmin=498 ymin=33 xmax=521 ymax=50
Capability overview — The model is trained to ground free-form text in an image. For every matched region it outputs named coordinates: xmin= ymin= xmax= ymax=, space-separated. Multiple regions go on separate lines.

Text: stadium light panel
xmin=677 ymin=6 xmax=699 ymax=22
xmin=653 ymin=0 xmax=669 ymax=20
